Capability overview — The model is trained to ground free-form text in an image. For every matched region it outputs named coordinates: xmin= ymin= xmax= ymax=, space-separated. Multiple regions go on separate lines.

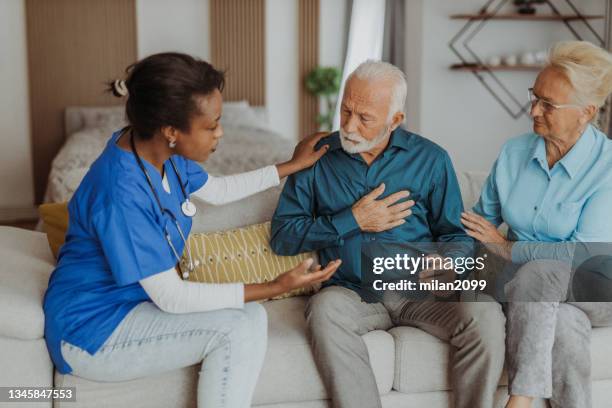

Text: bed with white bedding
xmin=43 ymin=103 xmax=294 ymax=232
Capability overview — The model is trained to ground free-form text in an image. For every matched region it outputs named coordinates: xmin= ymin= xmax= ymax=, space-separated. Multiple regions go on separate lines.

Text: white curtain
xmin=333 ymin=0 xmax=387 ymax=129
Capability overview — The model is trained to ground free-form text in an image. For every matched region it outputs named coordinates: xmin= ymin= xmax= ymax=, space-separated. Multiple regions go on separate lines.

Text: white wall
xmin=407 ymin=0 xmax=606 ymax=173
xmin=319 ymin=0 xmax=348 ymax=68
xmin=265 ymin=0 xmax=299 ymax=140
xmin=318 ymin=0 xmax=349 ymax=128
xmin=403 ymin=0 xmax=423 ymax=131
xmin=136 ymin=0 xmax=302 ymax=141
xmin=265 ymin=0 xmax=350 ymax=139
xmin=136 ymin=0 xmax=350 ymax=141
xmin=136 ymin=0 xmax=210 ymax=60
xmin=0 ymin=0 xmax=33 ymax=209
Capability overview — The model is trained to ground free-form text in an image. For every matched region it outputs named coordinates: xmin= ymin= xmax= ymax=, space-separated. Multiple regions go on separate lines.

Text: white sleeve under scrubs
xmin=139 ymin=165 xmax=280 ymax=313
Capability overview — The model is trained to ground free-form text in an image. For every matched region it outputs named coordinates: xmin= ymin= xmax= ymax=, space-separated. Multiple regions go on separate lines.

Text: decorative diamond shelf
xmin=449 ymin=0 xmax=607 ymax=119
xmin=450 ymin=13 xmax=604 ymax=21
xmin=450 ymin=63 xmax=543 ymax=71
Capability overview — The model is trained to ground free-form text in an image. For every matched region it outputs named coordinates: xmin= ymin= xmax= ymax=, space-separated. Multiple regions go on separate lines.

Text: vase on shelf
xmin=514 ymin=0 xmax=546 ymax=15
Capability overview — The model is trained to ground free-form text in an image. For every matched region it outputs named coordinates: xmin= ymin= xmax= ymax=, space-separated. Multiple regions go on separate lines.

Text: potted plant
xmin=305 ymin=66 xmax=341 ymax=131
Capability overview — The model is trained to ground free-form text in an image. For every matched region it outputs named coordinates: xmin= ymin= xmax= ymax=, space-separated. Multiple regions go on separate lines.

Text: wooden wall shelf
xmin=450 ymin=63 xmax=543 ymax=72
xmin=450 ymin=13 xmax=604 ymax=21
xmin=448 ymin=0 xmax=607 ymax=119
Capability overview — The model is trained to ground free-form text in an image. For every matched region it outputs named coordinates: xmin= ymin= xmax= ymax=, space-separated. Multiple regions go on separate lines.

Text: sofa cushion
xmin=390 ymin=324 xmax=612 ymax=394
xmin=51 ymin=297 xmax=612 ymax=406
xmin=191 ymin=183 xmax=285 ymax=233
xmin=390 ymin=326 xmax=451 ymax=393
xmin=390 ymin=325 xmax=509 ymax=394
xmin=253 ymin=296 xmax=395 ymax=405
xmin=0 ymin=227 xmax=53 ymax=340
xmin=591 ymin=326 xmax=612 ymax=381
xmin=456 ymin=171 xmax=488 ymax=210
xmin=55 ymin=365 xmax=199 ymax=408
xmin=0 ymin=336 xmax=54 ymax=401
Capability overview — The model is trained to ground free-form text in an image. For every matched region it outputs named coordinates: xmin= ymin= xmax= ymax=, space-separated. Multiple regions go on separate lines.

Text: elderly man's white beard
xmin=339 ymin=126 xmax=391 ymax=154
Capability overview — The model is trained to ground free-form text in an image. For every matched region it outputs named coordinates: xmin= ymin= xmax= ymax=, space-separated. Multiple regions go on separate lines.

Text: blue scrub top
xmin=43 ymin=129 xmax=208 ymax=374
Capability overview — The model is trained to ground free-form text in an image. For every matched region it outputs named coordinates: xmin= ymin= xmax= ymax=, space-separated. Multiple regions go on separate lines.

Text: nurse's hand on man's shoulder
xmin=273 ymin=258 xmax=342 ymax=292
xmin=276 ymin=132 xmax=331 ymax=178
xmin=352 ymin=183 xmax=415 ymax=233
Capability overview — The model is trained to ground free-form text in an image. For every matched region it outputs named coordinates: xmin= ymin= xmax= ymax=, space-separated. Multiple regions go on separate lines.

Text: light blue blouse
xmin=473 ymin=125 xmax=612 ymax=264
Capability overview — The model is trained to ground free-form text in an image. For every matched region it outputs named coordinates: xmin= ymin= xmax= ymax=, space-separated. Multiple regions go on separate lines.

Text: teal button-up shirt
xmin=270 ymin=128 xmax=472 ymax=290
xmin=474 ymin=125 xmax=612 ymax=264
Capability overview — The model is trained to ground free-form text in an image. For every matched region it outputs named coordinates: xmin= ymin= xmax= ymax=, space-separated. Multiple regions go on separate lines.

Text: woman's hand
xmin=276 ymin=132 xmax=330 ymax=178
xmin=244 ymin=258 xmax=342 ymax=302
xmin=461 ymin=211 xmax=513 ymax=260
xmin=273 ymin=258 xmax=342 ymax=293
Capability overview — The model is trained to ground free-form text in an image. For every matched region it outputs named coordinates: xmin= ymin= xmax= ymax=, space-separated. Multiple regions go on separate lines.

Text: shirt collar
xmin=387 ymin=128 xmax=412 ymax=151
xmin=557 ymin=125 xmax=596 ymax=178
xmin=530 ymin=125 xmax=596 ymax=178
xmin=323 ymin=132 xmax=343 ymax=151
xmin=530 ymin=136 xmax=547 ymax=171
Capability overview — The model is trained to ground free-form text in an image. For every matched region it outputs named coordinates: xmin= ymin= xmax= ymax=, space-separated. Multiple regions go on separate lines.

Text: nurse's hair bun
xmin=109 ymin=79 xmax=128 ymax=97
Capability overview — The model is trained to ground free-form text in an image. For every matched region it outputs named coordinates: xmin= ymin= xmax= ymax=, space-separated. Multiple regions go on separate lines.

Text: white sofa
xmin=2 ymin=171 xmax=612 ymax=408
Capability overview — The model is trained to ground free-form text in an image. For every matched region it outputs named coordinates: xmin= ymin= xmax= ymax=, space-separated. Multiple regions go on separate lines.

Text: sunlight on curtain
xmin=332 ymin=0 xmax=386 ymax=129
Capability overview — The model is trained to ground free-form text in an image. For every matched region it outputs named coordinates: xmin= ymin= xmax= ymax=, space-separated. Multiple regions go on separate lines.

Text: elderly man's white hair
xmin=347 ymin=60 xmax=408 ymax=122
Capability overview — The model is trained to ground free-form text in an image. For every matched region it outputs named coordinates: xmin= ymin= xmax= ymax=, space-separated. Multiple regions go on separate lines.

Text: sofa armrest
xmin=0 ymin=227 xmax=54 ymax=340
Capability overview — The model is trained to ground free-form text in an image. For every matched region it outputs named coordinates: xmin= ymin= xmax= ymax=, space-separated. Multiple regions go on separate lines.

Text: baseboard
xmin=0 ymin=206 xmax=39 ymax=222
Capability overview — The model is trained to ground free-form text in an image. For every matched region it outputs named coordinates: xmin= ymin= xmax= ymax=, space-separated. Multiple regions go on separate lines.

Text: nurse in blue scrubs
xmin=43 ymin=52 xmax=341 ymax=408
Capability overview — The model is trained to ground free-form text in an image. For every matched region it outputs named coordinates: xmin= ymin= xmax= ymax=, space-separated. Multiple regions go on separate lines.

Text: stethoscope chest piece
xmin=181 ymin=200 xmax=197 ymax=217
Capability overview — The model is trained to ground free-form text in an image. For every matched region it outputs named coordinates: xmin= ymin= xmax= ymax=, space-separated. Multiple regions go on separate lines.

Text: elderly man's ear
xmin=390 ymin=111 xmax=405 ymax=131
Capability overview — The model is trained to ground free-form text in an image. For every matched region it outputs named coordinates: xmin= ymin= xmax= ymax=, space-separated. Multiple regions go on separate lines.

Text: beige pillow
xmin=181 ymin=222 xmax=318 ymax=299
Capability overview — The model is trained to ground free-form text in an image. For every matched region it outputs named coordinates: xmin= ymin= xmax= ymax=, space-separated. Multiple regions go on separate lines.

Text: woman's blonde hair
xmin=546 ymin=41 xmax=612 ymax=109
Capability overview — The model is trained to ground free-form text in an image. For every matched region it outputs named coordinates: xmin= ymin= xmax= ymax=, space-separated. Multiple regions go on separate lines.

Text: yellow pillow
xmin=38 ymin=202 xmax=69 ymax=259
xmin=181 ymin=222 xmax=317 ymax=299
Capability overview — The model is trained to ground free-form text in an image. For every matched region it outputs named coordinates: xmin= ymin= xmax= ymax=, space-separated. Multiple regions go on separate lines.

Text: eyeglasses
xmin=528 ymin=88 xmax=582 ymax=113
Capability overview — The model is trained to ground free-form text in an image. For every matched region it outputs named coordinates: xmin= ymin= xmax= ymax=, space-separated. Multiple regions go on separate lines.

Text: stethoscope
xmin=129 ymin=131 xmax=199 ymax=279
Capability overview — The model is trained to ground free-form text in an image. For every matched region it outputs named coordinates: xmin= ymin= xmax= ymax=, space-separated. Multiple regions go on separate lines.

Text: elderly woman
xmin=461 ymin=41 xmax=612 ymax=408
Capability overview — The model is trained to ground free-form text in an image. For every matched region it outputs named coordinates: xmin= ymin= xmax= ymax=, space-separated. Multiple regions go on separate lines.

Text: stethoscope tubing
xmin=129 ymin=130 xmax=196 ymax=279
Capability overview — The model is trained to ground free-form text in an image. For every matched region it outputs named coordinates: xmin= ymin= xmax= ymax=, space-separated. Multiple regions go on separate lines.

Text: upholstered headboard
xmin=64 ymin=106 xmax=126 ymax=138
xmin=64 ymin=104 xmax=271 ymax=138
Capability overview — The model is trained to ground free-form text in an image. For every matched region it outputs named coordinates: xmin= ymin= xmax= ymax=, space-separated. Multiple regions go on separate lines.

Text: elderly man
xmin=270 ymin=60 xmax=505 ymax=408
